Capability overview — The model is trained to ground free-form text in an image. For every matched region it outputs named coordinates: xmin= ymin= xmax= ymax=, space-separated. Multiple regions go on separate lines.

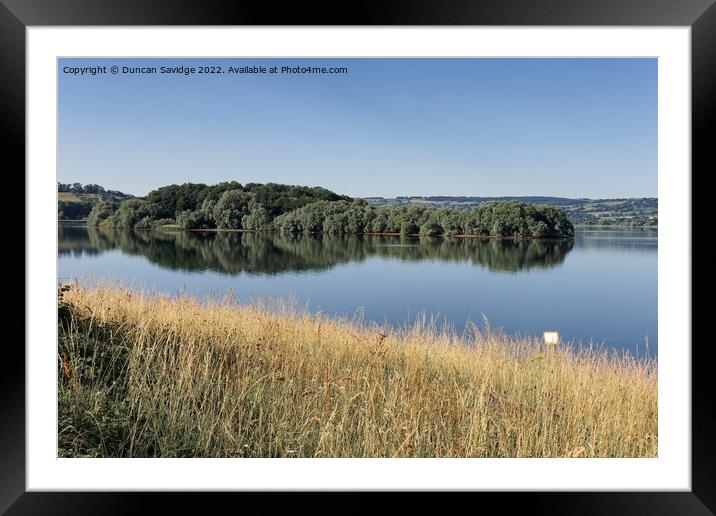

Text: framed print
xmin=3 ymin=0 xmax=711 ymax=513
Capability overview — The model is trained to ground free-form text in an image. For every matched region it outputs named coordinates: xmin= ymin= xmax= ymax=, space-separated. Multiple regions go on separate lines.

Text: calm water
xmin=58 ymin=225 xmax=658 ymax=355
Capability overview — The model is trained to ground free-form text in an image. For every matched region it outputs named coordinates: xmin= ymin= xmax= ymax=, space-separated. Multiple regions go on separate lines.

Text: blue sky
xmin=58 ymin=58 xmax=657 ymax=198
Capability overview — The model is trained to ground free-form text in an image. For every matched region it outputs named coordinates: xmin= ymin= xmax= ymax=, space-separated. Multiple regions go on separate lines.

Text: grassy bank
xmin=58 ymin=284 xmax=657 ymax=458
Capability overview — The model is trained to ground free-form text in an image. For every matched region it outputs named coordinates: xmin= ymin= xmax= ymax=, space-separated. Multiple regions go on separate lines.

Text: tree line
xmin=88 ymin=182 xmax=349 ymax=229
xmin=58 ymin=200 xmax=95 ymax=220
xmin=274 ymin=199 xmax=573 ymax=238
xmin=86 ymin=181 xmax=574 ymax=238
xmin=58 ymin=182 xmax=133 ymax=220
xmin=58 ymin=182 xmax=129 ymax=197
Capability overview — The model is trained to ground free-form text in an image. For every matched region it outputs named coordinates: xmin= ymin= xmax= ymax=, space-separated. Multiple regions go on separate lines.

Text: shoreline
xmin=63 ymin=223 xmax=576 ymax=240
xmin=61 ymin=221 xmax=658 ymax=235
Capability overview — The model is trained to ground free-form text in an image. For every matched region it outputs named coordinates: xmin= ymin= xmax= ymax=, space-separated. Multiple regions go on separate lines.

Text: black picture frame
xmin=2 ymin=1 xmax=709 ymax=513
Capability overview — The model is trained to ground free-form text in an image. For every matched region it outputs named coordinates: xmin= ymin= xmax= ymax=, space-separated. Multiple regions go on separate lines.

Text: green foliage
xmin=102 ymin=199 xmax=157 ymax=229
xmin=58 ymin=301 xmax=134 ymax=457
xmin=242 ymin=203 xmax=274 ymax=231
xmin=87 ymin=200 xmax=119 ymax=227
xmin=176 ymin=210 xmax=212 ymax=230
xmin=79 ymin=180 xmax=574 ymax=238
xmin=150 ymin=218 xmax=177 ymax=228
xmin=420 ymin=212 xmax=443 ymax=237
xmin=59 ymin=183 xmax=132 ymax=221
xmin=245 ymin=182 xmax=351 ymax=218
xmin=58 ymin=182 xmax=131 ymax=201
xmin=367 ymin=195 xmax=657 ymax=228
xmin=212 ymin=189 xmax=254 ymax=229
xmin=274 ymin=199 xmax=573 ymax=238
xmin=58 ymin=200 xmax=94 ymax=220
xmin=145 ymin=182 xmax=214 ymax=218
xmin=135 ymin=181 xmax=352 ymax=231
xmin=399 ymin=205 xmax=428 ymax=235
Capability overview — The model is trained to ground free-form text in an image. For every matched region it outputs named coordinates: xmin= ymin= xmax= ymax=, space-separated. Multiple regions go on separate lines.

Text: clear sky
xmin=58 ymin=58 xmax=657 ymax=198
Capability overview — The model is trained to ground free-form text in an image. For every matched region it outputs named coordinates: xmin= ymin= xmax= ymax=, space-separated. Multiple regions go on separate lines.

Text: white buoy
xmin=543 ymin=331 xmax=560 ymax=346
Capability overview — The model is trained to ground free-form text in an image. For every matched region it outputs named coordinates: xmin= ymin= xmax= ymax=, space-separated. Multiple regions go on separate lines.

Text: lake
xmin=58 ymin=225 xmax=658 ymax=355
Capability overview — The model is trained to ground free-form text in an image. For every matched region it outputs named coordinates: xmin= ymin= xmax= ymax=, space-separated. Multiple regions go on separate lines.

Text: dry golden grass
xmin=58 ymin=283 xmax=657 ymax=458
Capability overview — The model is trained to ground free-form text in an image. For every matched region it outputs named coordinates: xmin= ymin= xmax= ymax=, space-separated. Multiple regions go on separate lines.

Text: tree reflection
xmin=58 ymin=225 xmax=574 ymax=274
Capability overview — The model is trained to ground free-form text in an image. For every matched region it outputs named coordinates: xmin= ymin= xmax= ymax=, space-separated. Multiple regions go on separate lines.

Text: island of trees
xmin=79 ymin=181 xmax=575 ymax=238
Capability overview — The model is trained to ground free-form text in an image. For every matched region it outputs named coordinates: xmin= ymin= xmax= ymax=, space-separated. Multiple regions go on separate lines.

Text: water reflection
xmin=573 ymin=229 xmax=658 ymax=252
xmin=58 ymin=224 xmax=657 ymax=354
xmin=58 ymin=225 xmax=575 ymax=275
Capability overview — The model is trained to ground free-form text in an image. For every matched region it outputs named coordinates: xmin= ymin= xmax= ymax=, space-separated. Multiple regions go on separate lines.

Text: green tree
xmin=177 ymin=209 xmax=212 ymax=229
xmin=212 ymin=190 xmax=254 ymax=229
xmin=242 ymin=203 xmax=274 ymax=231
xmin=87 ymin=201 xmax=118 ymax=226
xmin=420 ymin=212 xmax=444 ymax=236
xmin=103 ymin=199 xmax=156 ymax=228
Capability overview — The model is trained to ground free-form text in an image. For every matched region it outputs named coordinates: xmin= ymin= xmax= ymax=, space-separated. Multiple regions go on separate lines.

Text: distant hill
xmin=363 ymin=196 xmax=657 ymax=227
xmin=58 ymin=183 xmax=133 ymax=220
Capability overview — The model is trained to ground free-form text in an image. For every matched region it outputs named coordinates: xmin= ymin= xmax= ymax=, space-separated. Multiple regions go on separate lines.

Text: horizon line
xmin=57 ymin=180 xmax=657 ymax=201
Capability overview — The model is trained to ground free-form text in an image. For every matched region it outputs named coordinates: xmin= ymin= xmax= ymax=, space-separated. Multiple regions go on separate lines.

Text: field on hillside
xmin=58 ymin=192 xmax=84 ymax=203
